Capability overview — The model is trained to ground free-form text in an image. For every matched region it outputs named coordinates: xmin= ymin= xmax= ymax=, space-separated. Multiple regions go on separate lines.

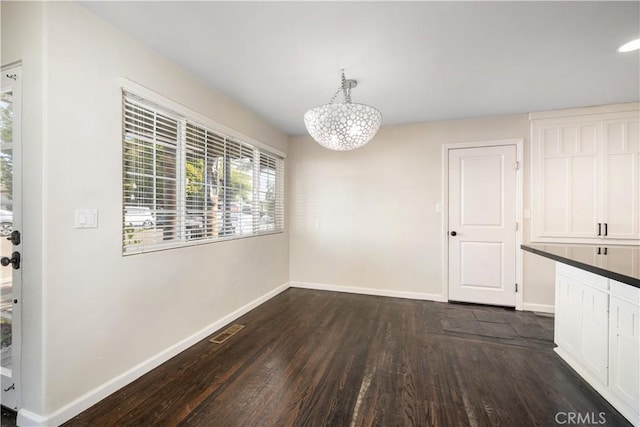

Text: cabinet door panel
xmin=609 ymin=296 xmax=640 ymax=411
xmin=543 ymin=156 xmax=569 ymax=234
xmin=602 ymin=119 xmax=640 ymax=240
xmin=555 ymin=274 xmax=581 ymax=356
xmin=580 ymin=286 xmax=609 ymax=384
xmin=571 ymin=155 xmax=598 ymax=235
xmin=537 ymin=123 xmax=599 ymax=239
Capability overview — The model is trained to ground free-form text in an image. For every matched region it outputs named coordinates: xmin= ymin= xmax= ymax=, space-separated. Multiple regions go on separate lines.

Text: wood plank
xmin=64 ymin=289 xmax=632 ymax=427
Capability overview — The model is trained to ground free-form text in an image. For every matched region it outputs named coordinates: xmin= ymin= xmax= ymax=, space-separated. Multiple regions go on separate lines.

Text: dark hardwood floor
xmin=0 ymin=407 xmax=16 ymax=427
xmin=65 ymin=289 xmax=631 ymax=426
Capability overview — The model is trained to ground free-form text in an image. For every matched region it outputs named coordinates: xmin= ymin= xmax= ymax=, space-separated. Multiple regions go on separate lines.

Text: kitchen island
xmin=522 ymin=243 xmax=639 ymax=426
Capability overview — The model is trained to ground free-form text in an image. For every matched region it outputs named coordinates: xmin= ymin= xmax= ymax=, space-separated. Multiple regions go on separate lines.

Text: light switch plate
xmin=75 ymin=209 xmax=98 ymax=228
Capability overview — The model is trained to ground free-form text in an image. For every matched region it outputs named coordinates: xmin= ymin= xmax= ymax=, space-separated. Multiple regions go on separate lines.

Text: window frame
xmin=121 ymin=79 xmax=285 ymax=255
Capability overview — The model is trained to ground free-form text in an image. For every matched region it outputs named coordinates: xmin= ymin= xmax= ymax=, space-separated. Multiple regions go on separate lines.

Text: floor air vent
xmin=209 ymin=324 xmax=245 ymax=344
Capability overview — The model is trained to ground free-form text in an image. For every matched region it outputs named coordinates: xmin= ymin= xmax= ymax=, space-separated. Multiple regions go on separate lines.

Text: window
xmin=122 ymin=91 xmax=284 ymax=254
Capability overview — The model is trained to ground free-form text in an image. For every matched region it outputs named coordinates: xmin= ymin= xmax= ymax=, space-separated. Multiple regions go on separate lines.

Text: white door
xmin=1 ymin=65 xmax=22 ymax=410
xmin=448 ymin=145 xmax=517 ymax=307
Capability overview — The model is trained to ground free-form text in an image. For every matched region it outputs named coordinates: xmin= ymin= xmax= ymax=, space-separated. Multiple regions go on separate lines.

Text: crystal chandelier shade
xmin=304 ymin=71 xmax=382 ymax=151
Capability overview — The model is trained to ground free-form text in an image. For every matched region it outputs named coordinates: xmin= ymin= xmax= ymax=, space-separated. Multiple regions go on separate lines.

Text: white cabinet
xmin=555 ymin=273 xmax=581 ymax=355
xmin=554 ymin=263 xmax=640 ymax=426
xmin=580 ymin=283 xmax=609 ymax=385
xmin=531 ymin=104 xmax=640 ymax=245
xmin=602 ymin=119 xmax=640 ymax=240
xmin=555 ymin=264 xmax=609 ymax=385
xmin=608 ymin=280 xmax=640 ymax=424
xmin=534 ymin=119 xmax=600 ymax=240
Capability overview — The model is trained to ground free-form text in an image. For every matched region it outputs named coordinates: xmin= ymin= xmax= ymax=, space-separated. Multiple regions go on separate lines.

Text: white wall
xmin=289 ymin=115 xmax=555 ymax=307
xmin=3 ymin=1 xmax=289 ymax=423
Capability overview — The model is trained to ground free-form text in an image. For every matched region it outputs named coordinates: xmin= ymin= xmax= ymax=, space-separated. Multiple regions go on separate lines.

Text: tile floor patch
xmin=431 ymin=303 xmax=554 ymax=349
xmin=440 ymin=318 xmax=482 ymax=335
xmin=442 ymin=309 xmax=476 ymax=320
xmin=473 ymin=310 xmax=506 ymax=324
xmin=511 ymin=323 xmax=553 ymax=341
xmin=478 ymin=321 xmax=517 ymax=339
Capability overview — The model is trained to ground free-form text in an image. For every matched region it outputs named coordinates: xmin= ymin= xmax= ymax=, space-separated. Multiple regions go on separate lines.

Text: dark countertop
xmin=521 ymin=244 xmax=640 ymax=289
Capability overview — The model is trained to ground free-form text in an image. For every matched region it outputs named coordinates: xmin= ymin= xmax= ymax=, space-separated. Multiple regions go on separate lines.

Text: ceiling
xmin=80 ymin=1 xmax=640 ymax=136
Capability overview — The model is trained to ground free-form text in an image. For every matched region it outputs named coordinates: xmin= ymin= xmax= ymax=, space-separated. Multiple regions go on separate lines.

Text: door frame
xmin=1 ymin=62 xmax=23 ymax=410
xmin=441 ymin=138 xmax=524 ymax=310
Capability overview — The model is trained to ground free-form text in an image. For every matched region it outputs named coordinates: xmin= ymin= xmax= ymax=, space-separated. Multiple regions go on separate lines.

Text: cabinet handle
xmin=597 ymin=223 xmax=602 ymax=236
xmin=604 ymin=223 xmax=608 ymax=236
xmin=597 ymin=247 xmax=601 ymax=255
xmin=604 ymin=247 xmax=607 ymax=255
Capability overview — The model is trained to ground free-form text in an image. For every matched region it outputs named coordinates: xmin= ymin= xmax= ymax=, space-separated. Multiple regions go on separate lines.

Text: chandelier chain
xmin=328 ymin=69 xmax=352 ymax=104
xmin=328 ymin=87 xmax=342 ymax=104
xmin=341 ymin=70 xmax=352 ymax=104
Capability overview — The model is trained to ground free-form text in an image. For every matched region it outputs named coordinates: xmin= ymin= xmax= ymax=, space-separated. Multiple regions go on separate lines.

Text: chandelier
xmin=304 ymin=70 xmax=382 ymax=151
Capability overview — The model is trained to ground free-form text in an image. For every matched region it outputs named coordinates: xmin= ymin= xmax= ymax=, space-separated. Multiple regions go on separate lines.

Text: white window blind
xmin=122 ymin=91 xmax=284 ymax=254
xmin=257 ymin=151 xmax=285 ymax=233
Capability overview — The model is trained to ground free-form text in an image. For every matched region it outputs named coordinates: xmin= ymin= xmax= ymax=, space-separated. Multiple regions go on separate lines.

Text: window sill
xmin=123 ymin=229 xmax=284 ymax=256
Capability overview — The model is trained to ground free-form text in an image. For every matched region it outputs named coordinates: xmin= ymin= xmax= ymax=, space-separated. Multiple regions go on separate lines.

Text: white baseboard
xmin=289 ymin=281 xmax=447 ymax=302
xmin=522 ymin=302 xmax=555 ymax=314
xmin=16 ymin=409 xmax=48 ymax=427
xmin=17 ymin=282 xmax=290 ymax=427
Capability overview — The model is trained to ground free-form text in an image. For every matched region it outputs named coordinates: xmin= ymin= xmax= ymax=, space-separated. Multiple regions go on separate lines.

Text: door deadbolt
xmin=6 ymin=230 xmax=20 ymax=246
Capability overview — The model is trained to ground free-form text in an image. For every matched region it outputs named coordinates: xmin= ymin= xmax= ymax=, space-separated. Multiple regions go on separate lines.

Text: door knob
xmin=450 ymin=231 xmax=457 ymax=236
xmin=1 ymin=251 xmax=20 ymax=269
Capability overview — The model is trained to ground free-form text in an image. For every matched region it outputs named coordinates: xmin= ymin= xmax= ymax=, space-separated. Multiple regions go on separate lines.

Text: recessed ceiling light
xmin=618 ymin=39 xmax=640 ymax=53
